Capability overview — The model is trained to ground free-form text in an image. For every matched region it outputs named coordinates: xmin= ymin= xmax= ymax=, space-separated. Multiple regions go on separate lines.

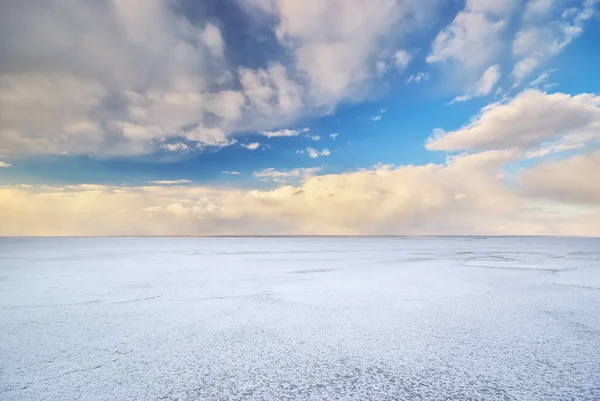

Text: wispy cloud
xmin=306 ymin=148 xmax=331 ymax=158
xmin=261 ymin=128 xmax=307 ymax=138
xmin=371 ymin=108 xmax=387 ymax=121
xmin=241 ymin=142 xmax=260 ymax=150
xmin=147 ymin=180 xmax=192 ymax=185
xmin=0 ymin=161 xmax=12 ymax=168
xmin=161 ymin=143 xmax=189 ymax=152
xmin=329 ymin=133 xmax=339 ymax=140
xmin=451 ymin=64 xmax=501 ymax=103
xmin=406 ymin=72 xmax=430 ymax=84
xmin=253 ymin=167 xmax=322 ymax=183
xmin=222 ymin=171 xmax=241 ymax=175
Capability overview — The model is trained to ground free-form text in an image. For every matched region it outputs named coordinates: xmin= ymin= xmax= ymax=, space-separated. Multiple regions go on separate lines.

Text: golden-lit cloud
xmin=2 ymin=150 xmax=599 ymax=236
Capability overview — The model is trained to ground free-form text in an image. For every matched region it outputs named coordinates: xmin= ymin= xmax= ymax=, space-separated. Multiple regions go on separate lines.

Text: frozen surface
xmin=1 ymin=237 xmax=599 ymax=401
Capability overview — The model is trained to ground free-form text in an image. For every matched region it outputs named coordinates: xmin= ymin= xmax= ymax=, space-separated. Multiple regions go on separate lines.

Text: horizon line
xmin=1 ymin=235 xmax=599 ymax=239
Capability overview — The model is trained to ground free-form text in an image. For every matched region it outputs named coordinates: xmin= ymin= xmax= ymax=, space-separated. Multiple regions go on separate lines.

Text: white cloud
xmin=1 ymin=0 xmax=437 ymax=156
xmin=200 ymin=22 xmax=225 ymax=58
xmin=161 ymin=143 xmax=189 ymax=152
xmin=371 ymin=108 xmax=387 ymax=121
xmin=242 ymin=142 xmax=261 ymax=150
xmin=222 ymin=171 xmax=241 ymax=175
xmin=261 ymin=128 xmax=304 ymax=138
xmin=512 ymin=0 xmax=598 ymax=85
xmin=427 ymin=1 xmax=515 ymax=71
xmin=528 ymin=69 xmax=556 ymax=87
xmin=512 ymin=57 xmax=541 ymax=86
xmin=253 ymin=167 xmax=322 ymax=183
xmin=428 ymin=90 xmax=600 ymax=152
xmin=406 ymin=72 xmax=429 ymax=84
xmin=523 ymin=0 xmax=555 ymax=20
xmin=309 ymin=135 xmax=320 ymax=141
xmin=147 ymin=180 xmax=192 ymax=185
xmin=451 ymin=64 xmax=501 ymax=103
xmin=394 ymin=50 xmax=412 ymax=71
xmin=329 ymin=133 xmax=339 ymax=140
xmin=245 ymin=0 xmax=436 ymax=109
xmin=306 ymin=148 xmax=319 ymax=158
xmin=0 ymin=161 xmax=12 ymax=168
xmin=239 ymin=63 xmax=303 ymax=118
xmin=306 ymin=148 xmax=331 ymax=159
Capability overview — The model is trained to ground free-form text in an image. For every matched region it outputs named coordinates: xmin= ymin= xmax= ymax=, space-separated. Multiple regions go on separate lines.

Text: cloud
xmin=306 ymin=148 xmax=331 ymax=158
xmin=253 ymin=167 xmax=322 ymax=183
xmin=222 ymin=171 xmax=241 ymax=175
xmin=329 ymin=133 xmax=339 ymax=140
xmin=0 ymin=161 xmax=12 ymax=168
xmin=246 ymin=0 xmax=437 ymax=109
xmin=0 ymin=0 xmax=249 ymax=155
xmin=519 ymin=151 xmax=600 ymax=205
xmin=309 ymin=135 xmax=320 ymax=141
xmin=451 ymin=64 xmax=501 ymax=103
xmin=512 ymin=0 xmax=598 ymax=85
xmin=371 ymin=108 xmax=387 ymax=121
xmin=406 ymin=72 xmax=429 ymax=84
xmin=428 ymin=90 xmax=600 ymax=152
xmin=394 ymin=50 xmax=413 ymax=71
xmin=528 ymin=69 xmax=556 ymax=87
xmin=261 ymin=128 xmax=304 ymax=138
xmin=427 ymin=0 xmax=515 ymax=71
xmin=242 ymin=142 xmax=261 ymax=150
xmin=4 ymin=147 xmax=599 ymax=236
xmin=161 ymin=143 xmax=189 ymax=152
xmin=147 ymin=180 xmax=192 ymax=185
xmin=0 ymin=0 xmax=438 ymax=156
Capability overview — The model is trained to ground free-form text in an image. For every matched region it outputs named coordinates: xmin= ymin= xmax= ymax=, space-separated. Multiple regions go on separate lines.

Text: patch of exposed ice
xmin=0 ymin=237 xmax=599 ymax=400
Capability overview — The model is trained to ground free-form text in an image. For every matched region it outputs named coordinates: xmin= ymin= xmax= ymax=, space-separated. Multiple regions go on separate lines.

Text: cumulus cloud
xmin=245 ymin=0 xmax=436 ymax=109
xmin=428 ymin=90 xmax=600 ymax=152
xmin=0 ymin=161 xmax=12 ymax=168
xmin=0 ymin=0 xmax=438 ymax=156
xmin=0 ymin=0 xmax=248 ymax=155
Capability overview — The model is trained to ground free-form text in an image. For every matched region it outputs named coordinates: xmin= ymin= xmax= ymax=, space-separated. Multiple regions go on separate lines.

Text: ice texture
xmin=1 ymin=237 xmax=599 ymax=400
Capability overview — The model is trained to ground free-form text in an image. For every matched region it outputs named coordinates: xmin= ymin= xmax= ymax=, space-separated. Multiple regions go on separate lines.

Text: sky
xmin=0 ymin=0 xmax=599 ymax=236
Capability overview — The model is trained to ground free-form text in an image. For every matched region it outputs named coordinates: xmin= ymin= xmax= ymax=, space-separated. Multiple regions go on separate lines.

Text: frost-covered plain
xmin=1 ymin=237 xmax=599 ymax=401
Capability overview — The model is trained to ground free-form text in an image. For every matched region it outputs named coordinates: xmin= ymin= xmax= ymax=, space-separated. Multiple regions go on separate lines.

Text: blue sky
xmin=1 ymin=0 xmax=599 ymax=235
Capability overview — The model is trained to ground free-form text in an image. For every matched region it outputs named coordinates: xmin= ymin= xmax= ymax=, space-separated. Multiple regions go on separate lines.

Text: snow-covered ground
xmin=1 ymin=237 xmax=599 ymax=401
